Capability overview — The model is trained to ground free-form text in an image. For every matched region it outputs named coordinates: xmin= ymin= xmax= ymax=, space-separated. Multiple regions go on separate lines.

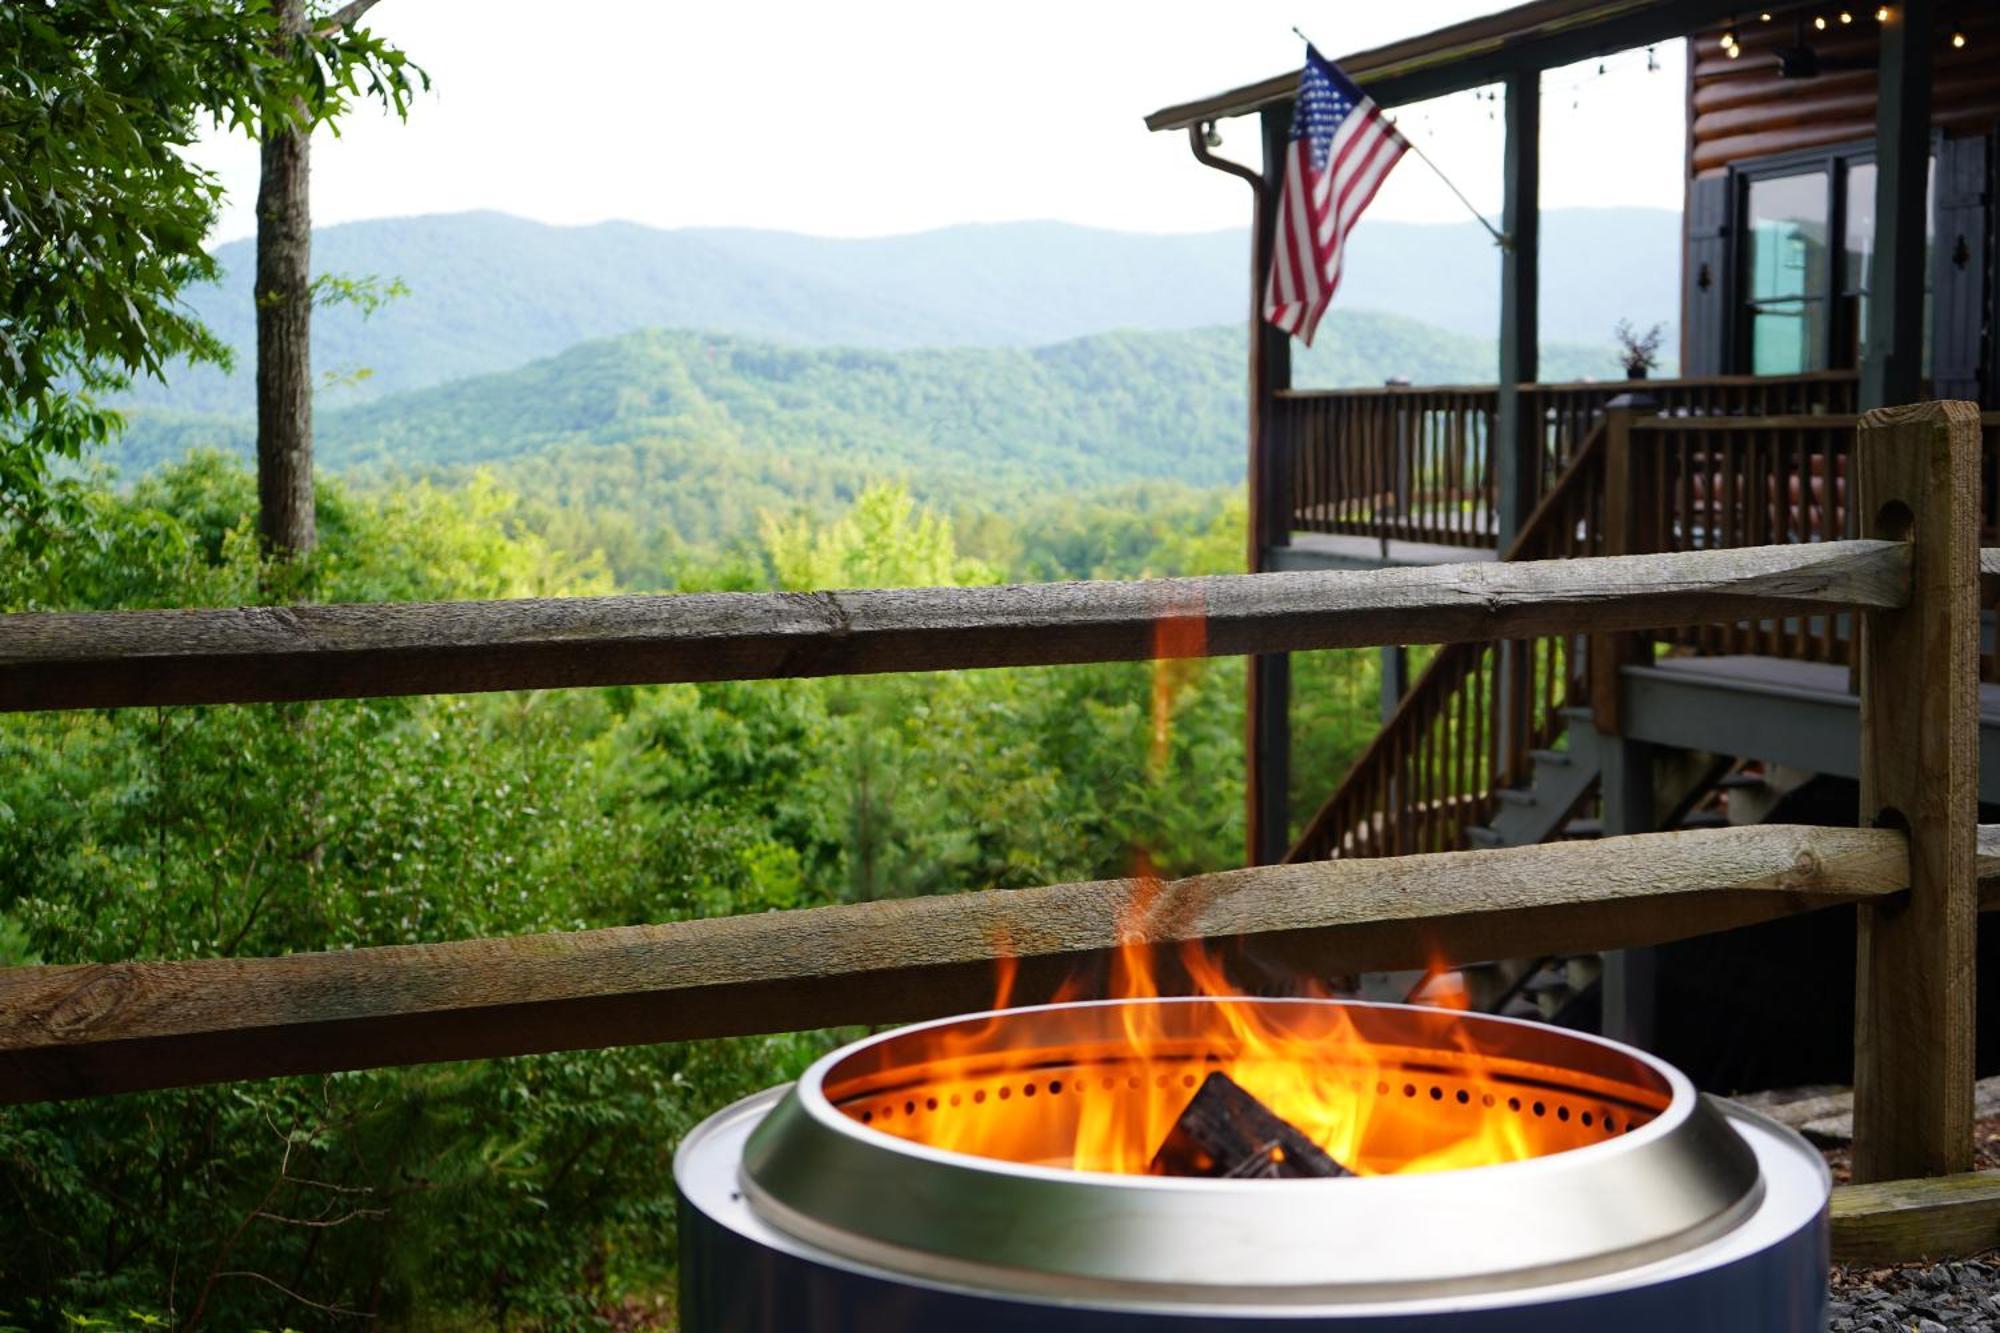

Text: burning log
xmin=1148 ymin=1071 xmax=1351 ymax=1179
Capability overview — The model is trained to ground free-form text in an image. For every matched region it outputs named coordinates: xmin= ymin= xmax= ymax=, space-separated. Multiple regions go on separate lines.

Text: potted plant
xmin=1614 ymin=319 xmax=1666 ymax=380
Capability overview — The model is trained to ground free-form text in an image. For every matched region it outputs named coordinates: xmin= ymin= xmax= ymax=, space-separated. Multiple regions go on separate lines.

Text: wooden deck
xmin=1623 ymin=654 xmax=2000 ymax=805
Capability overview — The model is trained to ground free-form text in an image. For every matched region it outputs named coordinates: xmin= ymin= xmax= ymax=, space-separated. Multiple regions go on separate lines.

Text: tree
xmin=0 ymin=1 xmax=416 ymax=547
xmin=256 ymin=0 xmax=419 ymax=557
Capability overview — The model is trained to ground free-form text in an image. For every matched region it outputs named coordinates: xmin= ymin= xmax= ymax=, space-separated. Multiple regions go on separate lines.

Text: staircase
xmin=1288 ymin=423 xmax=1609 ymax=865
xmin=1465 ymin=712 xmax=1605 ymax=849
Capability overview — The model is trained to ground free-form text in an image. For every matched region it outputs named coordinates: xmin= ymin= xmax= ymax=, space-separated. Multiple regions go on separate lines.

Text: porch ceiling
xmin=1143 ymin=0 xmax=1805 ymax=131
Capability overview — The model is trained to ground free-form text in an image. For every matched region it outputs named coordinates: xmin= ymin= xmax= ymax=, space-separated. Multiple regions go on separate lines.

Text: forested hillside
xmin=0 ymin=460 xmax=1381 ymax=1327
xmin=113 ymin=208 xmax=1681 ymax=414
xmin=112 ymin=316 xmax=1624 ymax=580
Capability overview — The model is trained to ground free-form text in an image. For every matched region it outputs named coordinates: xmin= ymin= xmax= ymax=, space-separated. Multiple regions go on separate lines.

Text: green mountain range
xmin=117 ymin=209 xmax=1680 ymax=416
xmin=113 ymin=313 xmax=1631 ymax=569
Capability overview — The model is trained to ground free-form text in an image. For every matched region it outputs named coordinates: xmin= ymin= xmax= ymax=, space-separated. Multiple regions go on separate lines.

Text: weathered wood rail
xmin=0 ymin=823 xmax=1944 ymax=1104
xmin=0 ymin=401 xmax=1991 ymax=1268
xmin=0 ymin=540 xmax=1916 ymax=710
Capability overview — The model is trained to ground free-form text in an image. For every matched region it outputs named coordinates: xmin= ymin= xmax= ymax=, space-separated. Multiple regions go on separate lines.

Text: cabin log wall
xmin=1688 ymin=13 xmax=2000 ymax=177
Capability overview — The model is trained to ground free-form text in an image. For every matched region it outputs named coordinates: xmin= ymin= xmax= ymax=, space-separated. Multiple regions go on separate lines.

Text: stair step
xmin=1494 ymin=788 xmax=1537 ymax=808
xmin=1529 ymin=748 xmax=1572 ymax=767
xmin=1465 ymin=826 xmax=1506 ymax=848
xmin=1563 ymin=817 xmax=1604 ymax=838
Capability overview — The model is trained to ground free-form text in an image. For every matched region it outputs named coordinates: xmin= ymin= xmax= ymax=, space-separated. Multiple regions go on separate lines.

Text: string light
xmin=1759 ymin=10 xmax=1773 ymax=18
xmin=1838 ymin=10 xmax=1853 ymax=22
xmin=1719 ymin=27 xmax=1738 ymax=48
xmin=1952 ymin=28 xmax=1968 ymax=47
xmin=1874 ymin=5 xmax=1890 ymax=18
xmin=1814 ymin=13 xmax=1829 ymax=28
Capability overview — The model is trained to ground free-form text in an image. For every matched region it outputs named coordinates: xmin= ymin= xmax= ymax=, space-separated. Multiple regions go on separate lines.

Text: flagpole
xmin=1394 ymin=133 xmax=1510 ymax=250
xmin=1288 ymin=27 xmax=1510 ymax=249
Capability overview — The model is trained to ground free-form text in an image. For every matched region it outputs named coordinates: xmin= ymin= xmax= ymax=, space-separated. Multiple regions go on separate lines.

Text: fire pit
xmin=676 ymin=998 xmax=1828 ymax=1330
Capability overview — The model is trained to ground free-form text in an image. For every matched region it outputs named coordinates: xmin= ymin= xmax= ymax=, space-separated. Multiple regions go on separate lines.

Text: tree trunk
xmin=255 ymin=0 xmax=315 ymax=558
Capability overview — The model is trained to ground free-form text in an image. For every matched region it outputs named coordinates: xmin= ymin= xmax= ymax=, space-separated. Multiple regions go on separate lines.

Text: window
xmin=1735 ymin=146 xmax=1934 ymax=376
xmin=1745 ymin=172 xmax=1829 ymax=374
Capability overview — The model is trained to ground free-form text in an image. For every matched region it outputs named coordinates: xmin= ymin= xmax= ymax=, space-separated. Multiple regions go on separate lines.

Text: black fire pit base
xmin=676 ymin=1088 xmax=1828 ymax=1333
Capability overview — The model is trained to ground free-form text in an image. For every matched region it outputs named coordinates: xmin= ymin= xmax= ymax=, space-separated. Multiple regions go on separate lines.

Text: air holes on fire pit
xmin=1023 ymin=1083 xmax=1036 ymax=1098
xmin=1403 ymin=1083 xmax=1417 ymax=1098
xmin=1482 ymin=1092 xmax=1495 ymax=1108
xmin=860 ymin=1111 xmax=873 ymax=1123
xmin=1557 ymin=1106 xmax=1570 ymax=1123
xmin=998 ymin=1087 xmax=1012 ymax=1101
xmin=973 ymin=1089 xmax=986 ymax=1104
xmin=906 ymin=1100 xmax=917 ymax=1116
xmin=1581 ymin=1111 xmax=1593 ymax=1127
xmin=926 ymin=1097 xmax=939 ymax=1111
xmin=1604 ymin=1114 xmax=1618 ymax=1132
xmin=1182 ymin=1073 xmax=1197 ymax=1090
xmin=1532 ymin=1101 xmax=1547 ymax=1117
xmin=1457 ymin=1089 xmax=1471 ymax=1105
xmin=1429 ymin=1086 xmax=1444 ymax=1101
xmin=1508 ymin=1096 xmax=1522 ymax=1112
xmin=1049 ymin=1079 xmax=1063 ymax=1095
xmin=1376 ymin=1080 xmax=1390 ymax=1096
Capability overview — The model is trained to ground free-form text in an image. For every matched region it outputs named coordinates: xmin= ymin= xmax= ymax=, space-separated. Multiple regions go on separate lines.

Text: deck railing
xmin=0 ymin=403 xmax=1992 ymax=1262
xmin=1278 ymin=371 xmax=1860 ymax=550
xmin=1292 ymin=403 xmax=2000 ymax=872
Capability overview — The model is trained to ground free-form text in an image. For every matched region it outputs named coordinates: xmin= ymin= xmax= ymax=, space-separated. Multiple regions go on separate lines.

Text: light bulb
xmin=1720 ymin=27 xmax=1738 ymax=47
xmin=1814 ymin=13 xmax=1828 ymax=28
xmin=1839 ymin=10 xmax=1853 ymax=22
xmin=1728 ymin=41 xmax=1744 ymax=56
xmin=1759 ymin=9 xmax=1773 ymax=18
xmin=1874 ymin=4 xmax=1889 ymax=17
xmin=1204 ymin=126 xmax=1223 ymax=148
xmin=1952 ymin=29 xmax=1968 ymax=47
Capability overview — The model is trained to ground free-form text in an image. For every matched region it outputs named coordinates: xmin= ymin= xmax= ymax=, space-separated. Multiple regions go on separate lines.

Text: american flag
xmin=1263 ymin=46 xmax=1408 ymax=346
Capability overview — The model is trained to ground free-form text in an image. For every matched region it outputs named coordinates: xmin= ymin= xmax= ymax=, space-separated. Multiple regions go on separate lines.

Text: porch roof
xmin=1142 ymin=0 xmax=1781 ymax=131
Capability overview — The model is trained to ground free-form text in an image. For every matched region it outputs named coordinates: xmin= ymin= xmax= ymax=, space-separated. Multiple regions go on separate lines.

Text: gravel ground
xmin=1830 ymin=1257 xmax=2000 ymax=1331
xmin=1820 ymin=1117 xmax=2000 ymax=1329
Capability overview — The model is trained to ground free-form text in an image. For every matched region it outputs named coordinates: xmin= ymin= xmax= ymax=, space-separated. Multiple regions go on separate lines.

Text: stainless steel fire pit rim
xmin=792 ymin=996 xmax=1698 ymax=1187
xmin=734 ymin=998 xmax=1770 ymax=1297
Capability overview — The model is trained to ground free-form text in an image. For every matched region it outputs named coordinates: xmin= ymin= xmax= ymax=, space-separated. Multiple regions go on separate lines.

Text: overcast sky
xmin=190 ymin=1 xmax=1691 ymax=243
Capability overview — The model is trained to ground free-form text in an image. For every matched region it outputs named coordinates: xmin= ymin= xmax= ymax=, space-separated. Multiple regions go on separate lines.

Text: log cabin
xmin=1144 ymin=0 xmax=2000 ymax=1080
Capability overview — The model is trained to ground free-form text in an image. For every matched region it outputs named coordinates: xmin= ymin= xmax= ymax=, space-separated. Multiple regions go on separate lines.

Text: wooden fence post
xmin=1851 ymin=400 xmax=1981 ymax=1183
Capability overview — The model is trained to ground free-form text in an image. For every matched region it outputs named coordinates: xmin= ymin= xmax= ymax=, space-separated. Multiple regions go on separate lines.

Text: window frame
xmin=1727 ymin=134 xmax=1941 ymax=377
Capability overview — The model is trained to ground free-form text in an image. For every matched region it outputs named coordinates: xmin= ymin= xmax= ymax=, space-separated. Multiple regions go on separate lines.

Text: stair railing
xmin=1287 ymin=420 xmax=1609 ymax=863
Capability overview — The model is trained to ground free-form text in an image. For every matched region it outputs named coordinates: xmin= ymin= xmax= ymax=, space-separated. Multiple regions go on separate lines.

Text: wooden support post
xmin=1247 ymin=101 xmax=1295 ymax=866
xmin=1852 ymin=400 xmax=1981 ymax=1182
xmin=1589 ymin=397 xmax=1653 ymax=736
xmin=1494 ymin=68 xmax=1540 ymax=550
xmin=1860 ymin=0 xmax=1934 ymax=410
xmin=1600 ymin=736 xmax=1658 ymax=1048
xmin=1379 ymin=645 xmax=1408 ymax=723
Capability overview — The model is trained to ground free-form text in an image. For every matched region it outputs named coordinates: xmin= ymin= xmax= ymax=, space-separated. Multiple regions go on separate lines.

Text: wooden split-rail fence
xmin=0 ymin=402 xmax=1995 ymax=1263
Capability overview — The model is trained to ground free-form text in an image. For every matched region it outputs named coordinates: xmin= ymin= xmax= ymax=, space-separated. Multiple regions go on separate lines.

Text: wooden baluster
xmin=1747 ymin=429 xmax=1768 ymax=654
xmin=1794 ymin=426 xmax=1812 ymax=660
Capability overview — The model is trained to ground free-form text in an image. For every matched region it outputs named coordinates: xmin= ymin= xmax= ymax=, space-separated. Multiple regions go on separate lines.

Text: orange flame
xmin=841 ymin=600 xmax=1575 ymax=1179
xmin=862 ymin=865 xmax=1548 ymax=1178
